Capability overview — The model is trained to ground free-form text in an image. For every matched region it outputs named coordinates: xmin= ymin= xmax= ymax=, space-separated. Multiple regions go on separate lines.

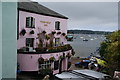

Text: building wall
xmin=0 ymin=2 xmax=2 ymax=80
xmin=17 ymin=10 xmax=68 ymax=49
xmin=2 ymin=2 xmax=17 ymax=78
xmin=17 ymin=50 xmax=71 ymax=74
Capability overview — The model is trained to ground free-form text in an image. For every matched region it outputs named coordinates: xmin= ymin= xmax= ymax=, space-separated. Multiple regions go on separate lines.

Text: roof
xmin=73 ymin=70 xmax=110 ymax=79
xmin=18 ymin=2 xmax=68 ymax=19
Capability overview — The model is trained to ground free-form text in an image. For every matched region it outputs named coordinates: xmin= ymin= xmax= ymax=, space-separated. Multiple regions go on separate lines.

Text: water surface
xmin=68 ymin=34 xmax=105 ymax=57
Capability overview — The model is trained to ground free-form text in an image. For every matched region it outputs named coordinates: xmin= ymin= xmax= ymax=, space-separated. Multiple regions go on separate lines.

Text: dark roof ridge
xmin=18 ymin=2 xmax=68 ymax=19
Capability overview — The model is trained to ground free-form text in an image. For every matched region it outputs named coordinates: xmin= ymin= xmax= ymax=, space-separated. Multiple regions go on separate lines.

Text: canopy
xmin=96 ymin=58 xmax=107 ymax=67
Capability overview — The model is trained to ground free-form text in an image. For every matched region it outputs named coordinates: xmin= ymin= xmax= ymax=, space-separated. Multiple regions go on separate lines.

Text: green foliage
xmin=45 ymin=34 xmax=50 ymax=40
xmin=49 ymin=56 xmax=56 ymax=62
xmin=36 ymin=44 xmax=73 ymax=53
xmin=38 ymin=57 xmax=44 ymax=64
xmin=49 ymin=40 xmax=54 ymax=48
xmin=99 ymin=30 xmax=120 ymax=76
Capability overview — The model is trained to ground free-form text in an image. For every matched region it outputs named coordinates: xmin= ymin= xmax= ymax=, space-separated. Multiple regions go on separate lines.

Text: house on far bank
xmin=17 ymin=2 xmax=74 ymax=75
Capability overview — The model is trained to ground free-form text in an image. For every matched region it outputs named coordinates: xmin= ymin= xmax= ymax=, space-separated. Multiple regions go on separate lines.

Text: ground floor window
xmin=39 ymin=60 xmax=52 ymax=69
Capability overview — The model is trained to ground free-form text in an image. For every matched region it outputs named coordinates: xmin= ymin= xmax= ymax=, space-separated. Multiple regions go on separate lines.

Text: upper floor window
xmin=26 ymin=17 xmax=35 ymax=28
xmin=55 ymin=21 xmax=60 ymax=30
xmin=26 ymin=38 xmax=34 ymax=47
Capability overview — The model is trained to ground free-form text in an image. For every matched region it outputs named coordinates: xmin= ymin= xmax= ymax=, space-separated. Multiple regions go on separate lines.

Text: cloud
xmin=40 ymin=2 xmax=118 ymax=31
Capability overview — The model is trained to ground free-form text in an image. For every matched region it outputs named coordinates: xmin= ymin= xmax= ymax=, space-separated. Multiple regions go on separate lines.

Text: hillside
xmin=67 ymin=30 xmax=112 ymax=35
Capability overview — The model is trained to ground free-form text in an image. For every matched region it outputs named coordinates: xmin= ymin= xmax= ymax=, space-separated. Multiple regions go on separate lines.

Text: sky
xmin=33 ymin=1 xmax=118 ymax=31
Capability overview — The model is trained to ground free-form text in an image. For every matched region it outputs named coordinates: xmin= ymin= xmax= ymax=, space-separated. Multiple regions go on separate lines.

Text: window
xmin=26 ymin=38 xmax=34 ymax=47
xmin=55 ymin=38 xmax=60 ymax=46
xmin=26 ymin=17 xmax=35 ymax=28
xmin=39 ymin=61 xmax=52 ymax=69
xmin=54 ymin=60 xmax=59 ymax=70
xmin=55 ymin=21 xmax=60 ymax=30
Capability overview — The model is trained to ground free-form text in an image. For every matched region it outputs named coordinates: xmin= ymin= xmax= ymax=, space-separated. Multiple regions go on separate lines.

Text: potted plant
xmin=30 ymin=30 xmax=34 ymax=34
xmin=42 ymin=31 xmax=46 ymax=34
xmin=62 ymin=33 xmax=66 ymax=36
xmin=38 ymin=57 xmax=44 ymax=64
xmin=49 ymin=56 xmax=55 ymax=62
xmin=51 ymin=31 xmax=56 ymax=35
xmin=20 ymin=29 xmax=26 ymax=36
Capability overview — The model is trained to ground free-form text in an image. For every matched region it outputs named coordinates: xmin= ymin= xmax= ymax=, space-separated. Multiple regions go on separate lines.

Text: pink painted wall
xmin=17 ymin=10 xmax=68 ymax=49
xmin=17 ymin=50 xmax=71 ymax=74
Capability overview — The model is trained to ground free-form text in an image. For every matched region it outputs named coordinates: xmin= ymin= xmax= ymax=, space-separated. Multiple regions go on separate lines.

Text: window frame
xmin=26 ymin=17 xmax=35 ymax=28
xmin=39 ymin=60 xmax=52 ymax=69
xmin=26 ymin=38 xmax=34 ymax=47
xmin=55 ymin=21 xmax=60 ymax=30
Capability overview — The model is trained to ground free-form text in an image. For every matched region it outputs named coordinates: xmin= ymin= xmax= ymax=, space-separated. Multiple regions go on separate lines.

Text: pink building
xmin=17 ymin=2 xmax=74 ymax=75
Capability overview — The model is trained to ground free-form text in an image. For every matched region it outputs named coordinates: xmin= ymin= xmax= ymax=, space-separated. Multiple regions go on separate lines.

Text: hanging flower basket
xmin=62 ymin=33 xmax=66 ymax=36
xmin=49 ymin=56 xmax=56 ymax=62
xmin=42 ymin=31 xmax=46 ymax=34
xmin=20 ymin=29 xmax=26 ymax=36
xmin=30 ymin=30 xmax=34 ymax=34
xmin=66 ymin=53 xmax=71 ymax=59
xmin=65 ymin=35 xmax=68 ymax=39
xmin=38 ymin=57 xmax=44 ymax=64
xmin=57 ymin=32 xmax=61 ymax=35
xmin=51 ymin=31 xmax=56 ymax=35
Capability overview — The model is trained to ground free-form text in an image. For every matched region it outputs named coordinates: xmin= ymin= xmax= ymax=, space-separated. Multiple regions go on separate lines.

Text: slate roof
xmin=18 ymin=2 xmax=68 ymax=19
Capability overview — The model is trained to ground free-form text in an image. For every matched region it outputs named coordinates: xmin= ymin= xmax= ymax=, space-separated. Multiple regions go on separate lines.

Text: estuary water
xmin=68 ymin=34 xmax=105 ymax=58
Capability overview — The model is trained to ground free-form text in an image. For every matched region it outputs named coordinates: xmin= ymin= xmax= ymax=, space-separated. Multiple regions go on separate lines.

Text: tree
xmin=99 ymin=30 xmax=120 ymax=76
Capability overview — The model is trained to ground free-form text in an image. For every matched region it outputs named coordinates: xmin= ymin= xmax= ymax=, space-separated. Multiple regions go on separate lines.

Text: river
xmin=68 ymin=34 xmax=106 ymax=58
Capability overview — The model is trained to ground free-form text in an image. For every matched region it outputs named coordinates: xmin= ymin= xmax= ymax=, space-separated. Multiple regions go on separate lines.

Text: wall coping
xmin=18 ymin=49 xmax=72 ymax=54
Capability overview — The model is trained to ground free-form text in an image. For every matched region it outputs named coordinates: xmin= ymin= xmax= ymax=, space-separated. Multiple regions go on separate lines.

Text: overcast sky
xmin=39 ymin=2 xmax=118 ymax=31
